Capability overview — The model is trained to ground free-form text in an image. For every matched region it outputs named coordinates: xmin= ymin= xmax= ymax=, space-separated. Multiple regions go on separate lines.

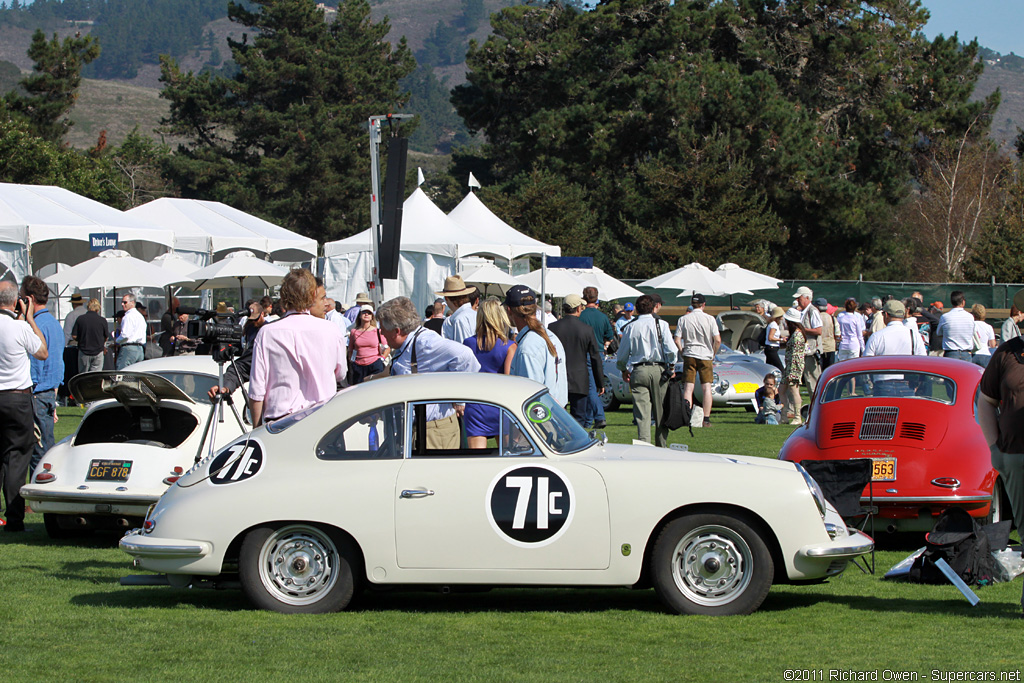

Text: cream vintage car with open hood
xmin=120 ymin=373 xmax=871 ymax=616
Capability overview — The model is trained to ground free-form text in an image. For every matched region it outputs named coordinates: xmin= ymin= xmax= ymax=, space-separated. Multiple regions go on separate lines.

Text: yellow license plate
xmin=871 ymin=458 xmax=896 ymax=481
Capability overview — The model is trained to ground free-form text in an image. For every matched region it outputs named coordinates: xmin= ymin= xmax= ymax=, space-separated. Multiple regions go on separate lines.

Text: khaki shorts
xmin=683 ymin=357 xmax=714 ymax=384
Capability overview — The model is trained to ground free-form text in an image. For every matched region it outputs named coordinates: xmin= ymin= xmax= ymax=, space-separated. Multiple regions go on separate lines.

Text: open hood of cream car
xmin=69 ymin=371 xmax=195 ymax=407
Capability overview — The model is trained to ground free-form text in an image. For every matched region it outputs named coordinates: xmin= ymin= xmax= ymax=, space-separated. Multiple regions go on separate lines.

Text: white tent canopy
xmin=0 ymin=183 xmax=175 ymax=283
xmin=127 ymin=198 xmax=317 ymax=265
xmin=325 ymin=188 xmax=521 ymax=313
xmin=447 ymin=191 xmax=561 ymax=260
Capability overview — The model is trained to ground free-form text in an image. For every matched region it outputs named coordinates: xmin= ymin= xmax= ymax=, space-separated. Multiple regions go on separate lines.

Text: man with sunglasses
xmin=115 ymin=293 xmax=146 ymax=369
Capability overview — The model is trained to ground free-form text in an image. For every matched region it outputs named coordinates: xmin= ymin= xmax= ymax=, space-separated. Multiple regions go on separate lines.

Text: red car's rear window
xmin=819 ymin=371 xmax=956 ymax=405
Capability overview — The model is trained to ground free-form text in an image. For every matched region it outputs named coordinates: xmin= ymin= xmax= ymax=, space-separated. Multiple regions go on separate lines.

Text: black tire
xmin=44 ymin=513 xmax=81 ymax=539
xmin=239 ymin=523 xmax=356 ymax=614
xmin=650 ymin=512 xmax=773 ymax=616
xmin=600 ymin=377 xmax=620 ymax=411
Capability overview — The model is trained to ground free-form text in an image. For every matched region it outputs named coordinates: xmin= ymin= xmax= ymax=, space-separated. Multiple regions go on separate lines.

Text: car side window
xmin=407 ymin=401 xmax=540 ymax=458
xmin=316 ymin=404 xmax=404 ymax=461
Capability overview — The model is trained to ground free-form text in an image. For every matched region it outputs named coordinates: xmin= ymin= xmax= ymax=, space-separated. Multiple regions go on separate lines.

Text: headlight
xmin=795 ymin=463 xmax=826 ymax=520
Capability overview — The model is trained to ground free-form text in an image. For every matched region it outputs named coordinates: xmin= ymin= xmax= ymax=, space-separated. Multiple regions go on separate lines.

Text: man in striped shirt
xmin=935 ymin=291 xmax=975 ymax=362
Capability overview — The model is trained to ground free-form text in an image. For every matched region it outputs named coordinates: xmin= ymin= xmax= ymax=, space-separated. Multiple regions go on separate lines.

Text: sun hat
xmin=435 ymin=275 xmax=477 ymax=298
xmin=354 ymin=292 xmax=372 ymax=304
xmin=771 ymin=306 xmax=785 ymax=320
xmin=564 ymin=293 xmax=585 ymax=309
xmin=792 ymin=286 xmax=813 ymax=299
xmin=70 ymin=292 xmax=83 ymax=304
xmin=783 ymin=307 xmax=803 ymax=324
xmin=504 ymin=284 xmax=536 ymax=307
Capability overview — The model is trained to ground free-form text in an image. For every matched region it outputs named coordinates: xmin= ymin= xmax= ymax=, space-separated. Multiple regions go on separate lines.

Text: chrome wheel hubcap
xmin=258 ymin=525 xmax=339 ymax=606
xmin=671 ymin=524 xmax=752 ymax=606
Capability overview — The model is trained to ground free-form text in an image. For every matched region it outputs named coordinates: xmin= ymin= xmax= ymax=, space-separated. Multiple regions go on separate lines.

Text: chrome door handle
xmin=400 ymin=489 xmax=434 ymax=498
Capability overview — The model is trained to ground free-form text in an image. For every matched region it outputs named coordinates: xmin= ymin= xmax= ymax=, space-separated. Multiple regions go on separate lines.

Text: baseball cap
xmin=623 ymin=302 xmax=634 ymax=311
xmin=930 ymin=301 xmax=944 ymax=310
xmin=691 ymin=293 xmax=706 ymax=306
xmin=504 ymin=285 xmax=536 ymax=307
xmin=812 ymin=297 xmax=828 ymax=308
xmin=793 ymin=286 xmax=813 ymax=299
xmin=882 ymin=299 xmax=906 ymax=318
xmin=564 ymin=293 xmax=585 ymax=309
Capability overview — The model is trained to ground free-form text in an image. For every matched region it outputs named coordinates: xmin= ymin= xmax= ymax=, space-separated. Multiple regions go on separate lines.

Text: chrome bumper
xmin=800 ymin=529 xmax=874 ymax=559
xmin=119 ymin=528 xmax=211 ymax=559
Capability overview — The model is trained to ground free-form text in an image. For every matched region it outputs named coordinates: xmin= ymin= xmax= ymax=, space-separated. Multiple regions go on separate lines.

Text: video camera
xmin=183 ymin=307 xmax=243 ymax=362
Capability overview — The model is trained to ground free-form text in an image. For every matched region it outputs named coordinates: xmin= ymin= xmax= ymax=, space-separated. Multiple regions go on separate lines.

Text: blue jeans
xmin=944 ymin=350 xmax=972 ymax=362
xmin=585 ymin=356 xmax=605 ymax=426
xmin=31 ymin=389 xmax=57 ymax=474
xmin=117 ymin=344 xmax=144 ymax=369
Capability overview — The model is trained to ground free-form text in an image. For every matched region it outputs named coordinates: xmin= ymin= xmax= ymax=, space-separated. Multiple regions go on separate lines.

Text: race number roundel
xmin=208 ymin=439 xmax=264 ymax=485
xmin=486 ymin=464 xmax=574 ymax=547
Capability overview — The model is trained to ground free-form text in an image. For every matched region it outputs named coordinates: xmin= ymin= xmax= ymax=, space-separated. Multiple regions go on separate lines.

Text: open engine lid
xmin=69 ymin=371 xmax=195 ymax=407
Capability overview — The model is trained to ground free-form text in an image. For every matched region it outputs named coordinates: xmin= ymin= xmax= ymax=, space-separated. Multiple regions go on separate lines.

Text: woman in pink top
xmin=348 ymin=305 xmax=389 ymax=384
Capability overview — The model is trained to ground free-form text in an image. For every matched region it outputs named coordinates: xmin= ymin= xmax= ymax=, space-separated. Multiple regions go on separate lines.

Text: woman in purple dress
xmin=462 ymin=298 xmax=517 ymax=449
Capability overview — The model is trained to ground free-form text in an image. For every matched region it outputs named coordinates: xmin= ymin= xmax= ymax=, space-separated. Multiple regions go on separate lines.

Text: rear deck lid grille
xmin=899 ymin=422 xmax=927 ymax=441
xmin=830 ymin=422 xmax=856 ymax=440
xmin=859 ymin=406 xmax=898 ymax=440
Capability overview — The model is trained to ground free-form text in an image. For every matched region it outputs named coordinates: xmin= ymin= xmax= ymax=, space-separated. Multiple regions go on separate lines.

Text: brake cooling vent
xmin=899 ymin=422 xmax=927 ymax=441
xmin=859 ymin=406 xmax=898 ymax=441
xmin=830 ymin=422 xmax=856 ymax=440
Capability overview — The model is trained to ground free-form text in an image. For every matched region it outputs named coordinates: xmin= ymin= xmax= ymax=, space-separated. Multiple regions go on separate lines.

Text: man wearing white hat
xmin=792 ymin=286 xmax=822 ymax=394
xmin=437 ymin=275 xmax=478 ymax=344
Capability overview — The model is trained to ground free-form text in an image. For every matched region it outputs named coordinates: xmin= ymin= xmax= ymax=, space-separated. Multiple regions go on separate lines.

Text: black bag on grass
xmin=661 ymin=377 xmax=693 ymax=436
xmin=908 ymin=507 xmax=1007 ymax=586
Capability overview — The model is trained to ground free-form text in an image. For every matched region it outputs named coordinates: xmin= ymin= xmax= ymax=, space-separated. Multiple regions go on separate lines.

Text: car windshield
xmin=524 ymin=392 xmax=595 ymax=454
xmin=820 ymin=371 xmax=956 ymax=405
xmin=152 ymin=371 xmax=218 ymax=404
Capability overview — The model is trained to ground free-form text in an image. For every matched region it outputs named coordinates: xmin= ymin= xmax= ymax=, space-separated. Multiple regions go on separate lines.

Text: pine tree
xmin=160 ymin=0 xmax=415 ymax=242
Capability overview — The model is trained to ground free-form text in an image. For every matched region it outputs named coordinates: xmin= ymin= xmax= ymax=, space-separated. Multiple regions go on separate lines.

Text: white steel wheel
xmin=651 ymin=513 xmax=773 ymax=616
xmin=987 ymin=480 xmax=1011 ymax=527
xmin=239 ymin=524 xmax=355 ymax=614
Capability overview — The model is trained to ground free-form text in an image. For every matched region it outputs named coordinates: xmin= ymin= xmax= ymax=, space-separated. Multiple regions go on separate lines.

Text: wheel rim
xmin=601 ymin=378 xmax=614 ymax=408
xmin=991 ymin=482 xmax=1004 ymax=523
xmin=670 ymin=524 xmax=753 ymax=607
xmin=257 ymin=525 xmax=340 ymax=606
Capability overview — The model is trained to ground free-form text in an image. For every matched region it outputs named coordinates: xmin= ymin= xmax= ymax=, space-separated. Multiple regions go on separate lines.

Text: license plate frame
xmin=86 ymin=459 xmax=133 ymax=482
xmin=870 ymin=457 xmax=896 ymax=482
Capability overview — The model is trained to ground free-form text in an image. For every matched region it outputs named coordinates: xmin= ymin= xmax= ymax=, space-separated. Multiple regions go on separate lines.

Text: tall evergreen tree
xmin=160 ymin=0 xmax=415 ymax=242
xmin=5 ymin=29 xmax=99 ymax=142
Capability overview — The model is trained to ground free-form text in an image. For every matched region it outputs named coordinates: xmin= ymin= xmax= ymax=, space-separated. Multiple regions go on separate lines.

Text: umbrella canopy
xmin=43 ymin=249 xmax=179 ymax=290
xmin=569 ymin=266 xmax=642 ymax=301
xmin=517 ymin=268 xmax=592 ymax=298
xmin=459 ymin=262 xmax=521 ymax=297
xmin=638 ymin=262 xmax=745 ymax=298
xmin=714 ymin=263 xmax=782 ymax=293
xmin=150 ymin=253 xmax=201 ymax=286
xmin=189 ymin=250 xmax=289 ymax=291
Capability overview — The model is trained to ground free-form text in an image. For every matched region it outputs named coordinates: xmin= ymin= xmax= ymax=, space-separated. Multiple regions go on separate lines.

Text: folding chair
xmin=800 ymin=458 xmax=877 ymax=574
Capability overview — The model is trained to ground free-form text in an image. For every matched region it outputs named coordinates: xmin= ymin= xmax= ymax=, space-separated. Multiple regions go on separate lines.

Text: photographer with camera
xmin=0 ymin=281 xmax=48 ymax=531
xmin=247 ymin=270 xmax=347 ymax=426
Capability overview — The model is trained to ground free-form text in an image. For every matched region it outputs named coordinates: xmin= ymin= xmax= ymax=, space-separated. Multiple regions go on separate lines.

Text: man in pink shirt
xmin=248 ymin=269 xmax=347 ymax=425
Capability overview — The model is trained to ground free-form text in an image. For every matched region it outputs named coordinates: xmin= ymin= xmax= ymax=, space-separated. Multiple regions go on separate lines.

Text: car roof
xmin=817 ymin=355 xmax=983 ymax=385
xmin=341 ymin=373 xmax=547 ymax=407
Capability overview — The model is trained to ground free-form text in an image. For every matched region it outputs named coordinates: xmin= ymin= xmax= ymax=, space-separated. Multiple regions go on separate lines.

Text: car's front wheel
xmin=600 ymin=377 xmax=620 ymax=411
xmin=651 ymin=512 xmax=773 ymax=616
xmin=239 ymin=523 xmax=356 ymax=614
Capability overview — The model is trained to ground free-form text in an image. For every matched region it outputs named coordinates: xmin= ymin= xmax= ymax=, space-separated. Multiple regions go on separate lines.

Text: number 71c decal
xmin=486 ymin=464 xmax=575 ymax=547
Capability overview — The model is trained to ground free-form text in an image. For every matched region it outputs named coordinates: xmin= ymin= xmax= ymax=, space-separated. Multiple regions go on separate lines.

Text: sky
xmin=921 ymin=0 xmax=1024 ymax=56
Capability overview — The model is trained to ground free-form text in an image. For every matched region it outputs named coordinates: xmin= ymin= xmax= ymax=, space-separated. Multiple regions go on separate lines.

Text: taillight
xmin=162 ymin=466 xmax=185 ymax=486
xmin=35 ymin=471 xmax=56 ymax=484
xmin=143 ymin=519 xmax=155 ymax=532
xmin=931 ymin=477 xmax=961 ymax=489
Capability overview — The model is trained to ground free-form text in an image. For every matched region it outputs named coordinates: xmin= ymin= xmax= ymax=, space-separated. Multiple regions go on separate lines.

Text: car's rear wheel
xmin=986 ymin=479 xmax=1012 ymax=527
xmin=600 ymin=377 xmax=620 ymax=411
xmin=651 ymin=512 xmax=773 ymax=616
xmin=239 ymin=523 xmax=355 ymax=614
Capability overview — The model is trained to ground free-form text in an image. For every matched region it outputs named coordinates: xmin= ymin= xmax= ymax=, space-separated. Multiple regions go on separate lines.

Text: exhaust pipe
xmin=886 ymin=524 xmax=897 ymax=534
xmin=75 ymin=517 xmax=89 ymax=527
xmin=117 ymin=518 xmax=131 ymax=528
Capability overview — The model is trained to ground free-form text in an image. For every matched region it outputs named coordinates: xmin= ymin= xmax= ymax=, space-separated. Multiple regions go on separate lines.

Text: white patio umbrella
xmin=150 ymin=253 xmax=202 ymax=285
xmin=714 ymin=263 xmax=782 ymax=292
xmin=638 ymin=262 xmax=744 ymax=298
xmin=518 ymin=268 xmax=592 ymax=298
xmin=43 ymin=249 xmax=179 ymax=290
xmin=189 ymin=250 xmax=288 ymax=304
xmin=570 ymin=266 xmax=642 ymax=301
xmin=459 ymin=262 xmax=521 ymax=298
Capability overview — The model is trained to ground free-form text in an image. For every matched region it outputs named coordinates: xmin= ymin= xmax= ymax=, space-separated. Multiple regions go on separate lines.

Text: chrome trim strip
xmin=119 ymin=538 xmax=209 ymax=557
xmin=21 ymin=489 xmax=158 ymax=505
xmin=862 ymin=495 xmax=990 ymax=503
xmin=802 ymin=531 xmax=874 ymax=558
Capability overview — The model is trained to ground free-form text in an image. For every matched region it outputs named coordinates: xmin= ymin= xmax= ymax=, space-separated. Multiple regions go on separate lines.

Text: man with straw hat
xmin=437 ymin=275 xmax=478 ymax=344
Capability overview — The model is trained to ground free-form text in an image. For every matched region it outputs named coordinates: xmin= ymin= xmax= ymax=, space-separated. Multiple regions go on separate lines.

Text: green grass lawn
xmin=2 ymin=406 xmax=1021 ymax=682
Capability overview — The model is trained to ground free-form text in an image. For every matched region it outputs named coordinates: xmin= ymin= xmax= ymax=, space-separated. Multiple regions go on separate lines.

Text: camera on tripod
xmin=186 ymin=308 xmax=243 ymax=362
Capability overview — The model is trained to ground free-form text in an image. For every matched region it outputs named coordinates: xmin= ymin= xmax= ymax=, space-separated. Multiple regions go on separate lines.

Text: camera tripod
xmin=195 ymin=352 xmax=248 ymax=464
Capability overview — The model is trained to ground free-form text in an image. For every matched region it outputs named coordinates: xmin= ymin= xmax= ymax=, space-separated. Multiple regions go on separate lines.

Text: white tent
xmin=324 ymin=188 xmax=517 ymax=313
xmin=447 ymin=191 xmax=561 ymax=260
xmin=126 ymin=198 xmax=317 ymax=266
xmin=0 ymin=183 xmax=175 ymax=283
